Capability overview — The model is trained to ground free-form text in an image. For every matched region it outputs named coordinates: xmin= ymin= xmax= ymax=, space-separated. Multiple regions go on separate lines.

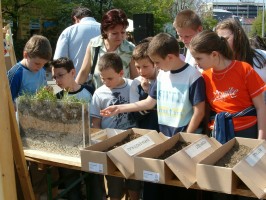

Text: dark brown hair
xmin=50 ymin=57 xmax=74 ymax=72
xmin=147 ymin=33 xmax=179 ymax=59
xmin=216 ymin=18 xmax=266 ymax=69
xmin=101 ymin=9 xmax=128 ymax=39
xmin=98 ymin=53 xmax=123 ymax=73
xmin=189 ymin=30 xmax=233 ymax=60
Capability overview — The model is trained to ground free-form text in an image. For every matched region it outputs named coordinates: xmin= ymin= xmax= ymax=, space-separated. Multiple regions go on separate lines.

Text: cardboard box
xmin=107 ymin=130 xmax=167 ymax=178
xmin=80 ymin=128 xmax=165 ymax=176
xmin=197 ymin=137 xmax=264 ymax=194
xmin=90 ymin=128 xmax=124 ymax=144
xmin=233 ymin=141 xmax=266 ymax=199
xmin=165 ymin=136 xmax=221 ymax=188
xmin=134 ymin=132 xmax=204 ymax=184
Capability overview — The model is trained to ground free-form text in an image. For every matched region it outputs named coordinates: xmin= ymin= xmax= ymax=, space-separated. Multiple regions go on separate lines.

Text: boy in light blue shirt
xmin=7 ymin=35 xmax=52 ymax=103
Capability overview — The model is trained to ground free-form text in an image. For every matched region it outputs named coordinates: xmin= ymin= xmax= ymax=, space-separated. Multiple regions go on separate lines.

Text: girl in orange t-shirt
xmin=189 ymin=30 xmax=266 ymax=143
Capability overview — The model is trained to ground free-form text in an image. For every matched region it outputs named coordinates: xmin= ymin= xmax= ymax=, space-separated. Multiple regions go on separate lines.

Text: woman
xmin=76 ymin=9 xmax=138 ymax=88
xmin=215 ymin=18 xmax=266 ymax=83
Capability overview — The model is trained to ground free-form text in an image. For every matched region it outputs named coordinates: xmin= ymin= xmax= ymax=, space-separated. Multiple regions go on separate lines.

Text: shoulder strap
xmin=91 ymin=46 xmax=100 ymax=76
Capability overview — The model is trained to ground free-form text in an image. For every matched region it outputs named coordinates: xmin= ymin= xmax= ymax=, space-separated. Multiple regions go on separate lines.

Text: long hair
xmin=189 ymin=30 xmax=233 ymax=60
xmin=216 ymin=18 xmax=266 ymax=69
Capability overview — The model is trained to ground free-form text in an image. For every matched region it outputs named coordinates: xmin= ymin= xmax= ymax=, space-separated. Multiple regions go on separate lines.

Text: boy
xmin=101 ymin=32 xmax=206 ymax=200
xmin=102 ymin=33 xmax=205 ymax=136
xmin=50 ymin=57 xmax=92 ymax=200
xmin=8 ymin=35 xmax=52 ymax=103
xmin=91 ymin=53 xmax=140 ymax=200
xmin=173 ymin=9 xmax=203 ymax=67
xmin=50 ymin=57 xmax=92 ymax=102
xmin=130 ymin=38 xmax=161 ymax=199
xmin=130 ymin=37 xmax=159 ymax=131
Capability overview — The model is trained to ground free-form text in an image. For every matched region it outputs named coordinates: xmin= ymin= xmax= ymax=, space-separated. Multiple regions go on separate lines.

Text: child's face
xmin=134 ymin=58 xmax=157 ymax=80
xmin=190 ymin=51 xmax=214 ymax=70
xmin=100 ymin=68 xmax=124 ymax=89
xmin=52 ymin=67 xmax=75 ymax=90
xmin=25 ymin=56 xmax=48 ymax=72
xmin=216 ymin=28 xmax=234 ymax=51
xmin=175 ymin=27 xmax=202 ymax=48
xmin=149 ymin=54 xmax=171 ymax=72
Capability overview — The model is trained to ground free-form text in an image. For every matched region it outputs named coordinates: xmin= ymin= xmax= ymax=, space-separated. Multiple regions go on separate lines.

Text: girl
xmin=189 ymin=30 xmax=266 ymax=144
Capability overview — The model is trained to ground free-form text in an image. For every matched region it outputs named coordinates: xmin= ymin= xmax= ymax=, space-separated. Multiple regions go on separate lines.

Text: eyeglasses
xmin=52 ymin=72 xmax=68 ymax=80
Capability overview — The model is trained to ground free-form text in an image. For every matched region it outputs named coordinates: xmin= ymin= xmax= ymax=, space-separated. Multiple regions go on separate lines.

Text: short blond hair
xmin=173 ymin=9 xmax=202 ymax=31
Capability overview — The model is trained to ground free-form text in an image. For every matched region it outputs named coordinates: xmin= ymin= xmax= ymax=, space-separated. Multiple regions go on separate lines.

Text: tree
xmin=250 ymin=10 xmax=266 ymax=37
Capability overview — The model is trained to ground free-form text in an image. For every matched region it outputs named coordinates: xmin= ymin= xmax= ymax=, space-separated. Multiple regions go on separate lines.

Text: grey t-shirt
xmin=91 ymin=78 xmax=136 ymax=129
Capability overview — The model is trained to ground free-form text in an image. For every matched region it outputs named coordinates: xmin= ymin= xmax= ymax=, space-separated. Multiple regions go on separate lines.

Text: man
xmin=54 ymin=6 xmax=100 ymax=74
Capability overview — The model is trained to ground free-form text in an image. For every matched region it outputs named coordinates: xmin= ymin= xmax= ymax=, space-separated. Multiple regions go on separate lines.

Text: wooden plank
xmin=8 ymin=91 xmax=35 ymax=200
xmin=0 ymin=3 xmax=34 ymax=199
xmin=0 ymin=2 xmax=17 ymax=199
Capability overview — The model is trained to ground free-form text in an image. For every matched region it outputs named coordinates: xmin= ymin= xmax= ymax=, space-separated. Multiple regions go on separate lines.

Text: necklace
xmin=212 ymin=61 xmax=235 ymax=81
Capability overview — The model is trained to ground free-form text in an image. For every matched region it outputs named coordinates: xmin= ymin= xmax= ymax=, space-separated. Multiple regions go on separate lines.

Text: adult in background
xmin=54 ymin=6 xmax=100 ymax=74
xmin=75 ymin=8 xmax=138 ymax=88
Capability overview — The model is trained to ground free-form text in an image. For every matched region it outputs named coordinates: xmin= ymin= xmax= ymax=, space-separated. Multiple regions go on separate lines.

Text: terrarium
xmin=16 ymin=90 xmax=90 ymax=157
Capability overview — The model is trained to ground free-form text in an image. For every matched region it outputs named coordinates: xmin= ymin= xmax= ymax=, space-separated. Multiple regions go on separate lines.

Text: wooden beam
xmin=0 ymin=2 xmax=35 ymax=199
xmin=0 ymin=2 xmax=17 ymax=199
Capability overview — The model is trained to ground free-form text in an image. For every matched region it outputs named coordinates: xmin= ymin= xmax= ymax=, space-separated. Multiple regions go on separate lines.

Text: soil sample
xmin=215 ymin=144 xmax=252 ymax=168
xmin=17 ymin=98 xmax=90 ymax=157
xmin=158 ymin=141 xmax=191 ymax=160
xmin=105 ymin=132 xmax=142 ymax=152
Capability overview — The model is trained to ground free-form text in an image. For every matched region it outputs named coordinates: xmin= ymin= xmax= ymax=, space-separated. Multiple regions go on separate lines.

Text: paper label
xmin=88 ymin=162 xmax=103 ymax=173
xmin=185 ymin=138 xmax=211 ymax=158
xmin=245 ymin=145 xmax=266 ymax=167
xmin=143 ymin=170 xmax=160 ymax=183
xmin=122 ymin=135 xmax=155 ymax=156
xmin=91 ymin=131 xmax=107 ymax=140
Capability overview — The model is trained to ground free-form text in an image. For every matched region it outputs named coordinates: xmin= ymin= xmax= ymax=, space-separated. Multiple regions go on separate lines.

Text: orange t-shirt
xmin=203 ymin=60 xmax=265 ymax=131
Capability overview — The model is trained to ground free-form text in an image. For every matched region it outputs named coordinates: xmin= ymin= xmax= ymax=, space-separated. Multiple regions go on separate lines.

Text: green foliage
xmin=250 ymin=11 xmax=266 ymax=37
xmin=33 ymin=87 xmax=57 ymax=102
xmin=201 ymin=15 xmax=218 ymax=31
xmin=60 ymin=91 xmax=86 ymax=103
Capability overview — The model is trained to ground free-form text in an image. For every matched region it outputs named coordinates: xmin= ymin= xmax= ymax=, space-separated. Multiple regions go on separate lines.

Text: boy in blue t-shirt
xmin=7 ymin=35 xmax=52 ymax=104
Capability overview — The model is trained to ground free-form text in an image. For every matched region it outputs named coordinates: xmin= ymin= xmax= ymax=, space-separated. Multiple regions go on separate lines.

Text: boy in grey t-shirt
xmin=90 ymin=53 xmax=140 ymax=200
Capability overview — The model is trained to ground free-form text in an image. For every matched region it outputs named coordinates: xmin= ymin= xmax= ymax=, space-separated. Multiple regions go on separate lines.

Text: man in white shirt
xmin=54 ymin=7 xmax=101 ymax=74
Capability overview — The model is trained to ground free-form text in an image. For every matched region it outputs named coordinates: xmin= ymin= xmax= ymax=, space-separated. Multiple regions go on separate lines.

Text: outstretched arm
xmin=252 ymin=93 xmax=266 ymax=139
xmin=75 ymin=44 xmax=92 ymax=84
xmin=100 ymin=96 xmax=156 ymax=117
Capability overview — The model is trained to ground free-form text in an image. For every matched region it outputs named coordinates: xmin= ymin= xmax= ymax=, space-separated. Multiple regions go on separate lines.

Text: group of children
xmin=7 ymin=8 xmax=266 ymax=200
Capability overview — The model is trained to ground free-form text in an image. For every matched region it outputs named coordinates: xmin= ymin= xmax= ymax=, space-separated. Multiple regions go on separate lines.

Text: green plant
xmin=33 ymin=87 xmax=57 ymax=102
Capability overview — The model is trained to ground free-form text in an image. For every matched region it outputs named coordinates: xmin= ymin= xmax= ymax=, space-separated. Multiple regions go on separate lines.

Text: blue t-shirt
xmin=7 ymin=62 xmax=47 ymax=101
xmin=150 ymin=63 xmax=205 ymax=137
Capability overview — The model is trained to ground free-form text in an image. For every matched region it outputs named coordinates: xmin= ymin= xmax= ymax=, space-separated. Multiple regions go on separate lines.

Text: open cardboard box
xmin=165 ymin=135 xmax=221 ymax=188
xmin=233 ymin=141 xmax=266 ymax=199
xmin=80 ymin=128 xmax=166 ymax=176
xmin=107 ymin=130 xmax=168 ymax=178
xmin=197 ymin=137 xmax=264 ymax=194
xmin=90 ymin=128 xmax=124 ymax=144
xmin=134 ymin=132 xmax=205 ymax=184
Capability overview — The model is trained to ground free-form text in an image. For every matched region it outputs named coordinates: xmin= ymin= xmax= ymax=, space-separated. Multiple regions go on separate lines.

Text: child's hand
xmin=100 ymin=106 xmax=119 ymax=117
xmin=141 ymin=78 xmax=150 ymax=93
xmin=44 ymin=85 xmax=54 ymax=93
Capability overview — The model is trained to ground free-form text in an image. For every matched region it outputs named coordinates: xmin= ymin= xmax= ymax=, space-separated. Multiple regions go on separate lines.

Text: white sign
xmin=143 ymin=170 xmax=160 ymax=183
xmin=185 ymin=138 xmax=211 ymax=158
xmin=122 ymin=135 xmax=155 ymax=156
xmin=245 ymin=145 xmax=266 ymax=167
xmin=88 ymin=162 xmax=103 ymax=173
